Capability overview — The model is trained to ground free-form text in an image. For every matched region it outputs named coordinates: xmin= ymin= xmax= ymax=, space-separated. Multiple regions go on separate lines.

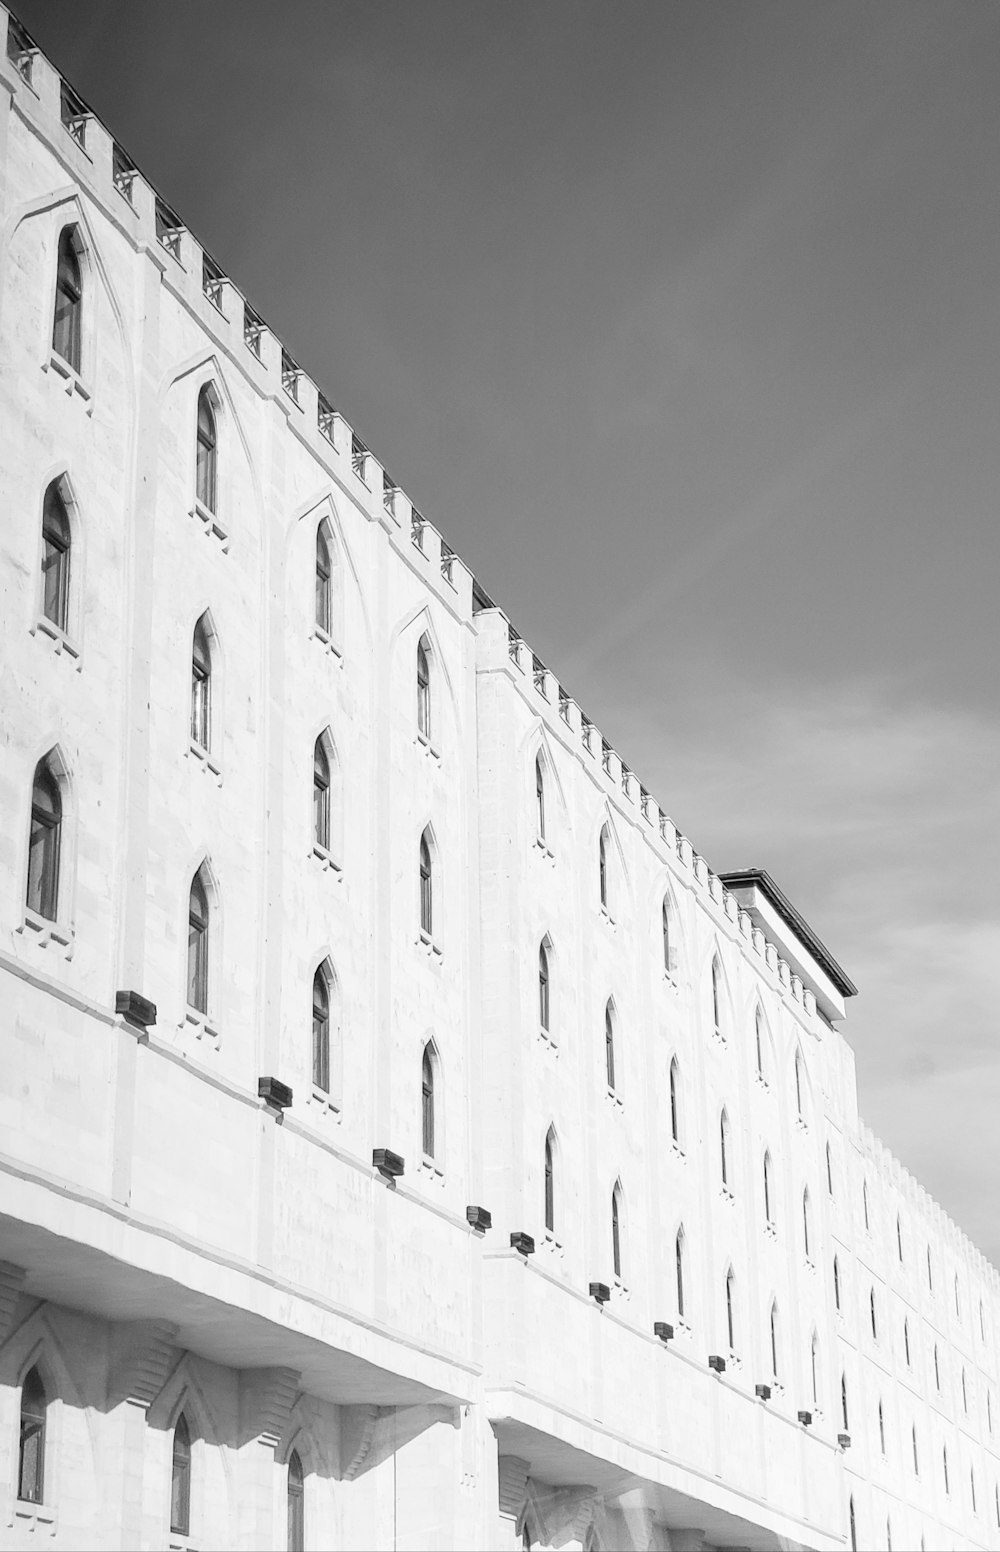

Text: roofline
xmin=718 ymin=868 xmax=858 ymax=998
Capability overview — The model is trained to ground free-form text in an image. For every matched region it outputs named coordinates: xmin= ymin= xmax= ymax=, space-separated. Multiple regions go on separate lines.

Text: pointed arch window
xmin=934 ymin=1344 xmax=940 ymax=1390
xmin=187 ymin=868 xmax=210 ymax=1014
xmin=196 ymin=385 xmax=218 ymax=514
xmin=287 ymin=1449 xmax=304 ymax=1552
xmin=802 ymin=1188 xmax=812 ymax=1260
xmin=538 ymin=941 xmax=550 ymax=1034
xmin=971 ymin=1468 xmax=977 ymax=1515
xmin=669 ymin=1057 xmax=680 ymax=1144
xmin=904 ymin=1317 xmax=911 ymax=1366
xmin=675 ymin=1228 xmax=686 ymax=1319
xmin=725 ymin=1268 xmax=736 ymax=1352
xmin=416 ymin=635 xmax=431 ymax=742
xmin=170 ymin=1413 xmax=192 ymax=1537
xmin=955 ymin=1272 xmax=961 ymax=1319
xmin=769 ymin=1302 xmax=779 ymax=1380
xmin=833 ymin=1255 xmax=841 ymax=1311
xmin=421 ymin=1043 xmax=436 ymax=1159
xmin=313 ymin=736 xmax=331 ymax=851
xmin=27 ymin=757 xmax=62 ymax=921
xmin=662 ymin=897 xmax=673 ymax=975
xmin=312 ymin=965 xmax=331 ymax=1093
xmin=826 ymin=1141 xmax=833 ymax=1195
xmin=886 ymin=1517 xmax=892 ymax=1552
xmin=598 ymin=825 xmax=609 ymax=910
xmin=878 ymin=1399 xmax=886 ymax=1456
xmin=763 ymin=1151 xmax=774 ymax=1225
xmin=926 ymin=1244 xmax=933 ymax=1291
xmin=544 ymin=1129 xmax=555 ymax=1234
xmin=863 ymin=1180 xmax=870 ymax=1232
xmin=315 ymin=520 xmax=333 ymax=634
xmin=611 ymin=1182 xmax=623 ymax=1281
xmin=720 ymin=1109 xmax=731 ymax=1190
xmin=912 ymin=1423 xmax=919 ymax=1475
xmin=869 ymin=1286 xmax=878 ymax=1341
xmin=18 ymin=1366 xmax=46 ymax=1504
xmin=943 ymin=1445 xmax=950 ymax=1495
xmin=962 ymin=1367 xmax=968 ymax=1412
xmin=41 ymin=481 xmax=71 ymax=632
xmin=810 ymin=1332 xmax=819 ymax=1405
xmin=755 ymin=1006 xmax=765 ymax=1080
xmin=535 ymin=756 xmax=546 ymax=843
xmin=794 ymin=1048 xmax=805 ymax=1119
xmin=191 ymin=614 xmax=213 ymax=751
xmin=53 ymin=225 xmax=82 ymax=371
xmin=848 ymin=1496 xmax=857 ymax=1552
xmin=419 ymin=830 xmax=433 ymax=939
xmin=896 ymin=1213 xmax=903 ymax=1261
xmin=604 ymin=1001 xmax=616 ymax=1091
xmin=841 ymin=1373 xmax=849 ymax=1431
xmin=711 ymin=957 xmax=723 ymax=1040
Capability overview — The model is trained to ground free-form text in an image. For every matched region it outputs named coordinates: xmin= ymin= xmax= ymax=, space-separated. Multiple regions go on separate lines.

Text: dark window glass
xmin=662 ymin=899 xmax=671 ymax=973
xmin=27 ymin=760 xmax=61 ymax=921
xmin=315 ymin=523 xmax=332 ymax=633
xmin=421 ymin=1045 xmax=435 ymax=1158
xmin=598 ymin=826 xmax=608 ymax=907
xmin=313 ymin=738 xmax=330 ymax=850
xmin=726 ymin=1271 xmax=735 ymax=1350
xmin=287 ymin=1449 xmax=304 ymax=1552
xmin=52 ymin=227 xmax=82 ymax=370
xmin=604 ymin=1003 xmax=615 ymax=1090
xmin=770 ymin=1305 xmax=779 ymax=1378
xmin=612 ymin=1188 xmax=622 ymax=1279
xmin=764 ymin=1153 xmax=772 ymax=1223
xmin=538 ymin=943 xmax=550 ymax=1032
xmin=841 ymin=1374 xmax=849 ymax=1431
xmin=41 ymin=483 xmax=71 ymax=630
xmin=191 ymin=617 xmax=212 ymax=750
xmin=535 ymin=758 xmax=545 ymax=841
xmin=720 ymin=1112 xmax=729 ymax=1187
xmin=669 ymin=1060 xmax=679 ymax=1143
xmin=675 ymin=1231 xmax=685 ymax=1318
xmin=170 ymin=1414 xmax=191 ymax=1536
xmin=544 ymin=1132 xmax=554 ymax=1233
xmin=196 ymin=387 xmax=217 ymax=513
xmin=187 ymin=871 xmax=209 ymax=1013
xmin=416 ymin=638 xmax=431 ymax=740
xmin=834 ymin=1255 xmax=841 ymax=1309
xmin=849 ymin=1496 xmax=857 ymax=1552
xmin=712 ymin=959 xmax=723 ymax=1038
xmin=419 ymin=833 xmax=432 ymax=937
xmin=18 ymin=1367 xmax=46 ymax=1504
xmin=312 ymin=968 xmax=330 ymax=1092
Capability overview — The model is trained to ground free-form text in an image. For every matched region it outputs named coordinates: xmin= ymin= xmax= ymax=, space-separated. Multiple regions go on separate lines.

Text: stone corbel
xmin=525 ymin=1482 xmax=597 ymax=1549
xmin=0 ymin=1262 xmax=27 ymax=1347
xmin=497 ymin=1453 xmax=531 ymax=1518
xmin=239 ymin=1367 xmax=301 ymax=1448
xmin=108 ymin=1319 xmax=178 ymax=1408
xmin=341 ymin=1401 xmax=457 ymax=1480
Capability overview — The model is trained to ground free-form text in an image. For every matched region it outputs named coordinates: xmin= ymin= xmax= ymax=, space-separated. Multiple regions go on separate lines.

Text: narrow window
xmin=711 ymin=956 xmax=723 ymax=1039
xmin=544 ymin=1129 xmax=555 ymax=1234
xmin=18 ymin=1367 xmax=46 ymax=1504
xmin=794 ymin=1048 xmax=804 ymax=1118
xmin=312 ymin=966 xmax=330 ymax=1093
xmin=196 ymin=385 xmax=218 ymax=513
xmin=826 ymin=1141 xmax=833 ymax=1195
xmin=726 ymin=1268 xmax=736 ymax=1352
xmin=802 ymin=1188 xmax=811 ymax=1259
xmin=191 ymin=614 xmax=212 ymax=750
xmin=841 ymin=1373 xmax=849 ymax=1431
xmin=962 ymin=1368 xmax=968 ymax=1412
xmin=315 ymin=520 xmax=332 ymax=634
xmin=870 ymin=1287 xmax=877 ymax=1341
xmin=662 ymin=898 xmax=672 ymax=975
xmin=955 ymin=1273 xmax=961 ymax=1319
xmin=538 ymin=941 xmax=550 ymax=1033
xmin=41 ymin=481 xmax=71 ymax=631
xmin=849 ymin=1496 xmax=857 ymax=1552
xmin=763 ymin=1151 xmax=773 ymax=1225
xmin=981 ymin=1300 xmax=986 ymax=1342
xmin=912 ymin=1423 xmax=919 ymax=1475
xmin=604 ymin=1001 xmax=615 ymax=1091
xmin=989 ymin=1390 xmax=993 ymax=1434
xmin=755 ymin=1006 xmax=764 ymax=1079
xmin=904 ymin=1318 xmax=911 ymax=1366
xmin=675 ymin=1228 xmax=685 ymax=1319
xmin=971 ymin=1468 xmax=977 ymax=1514
xmin=934 ymin=1344 xmax=940 ymax=1390
xmin=416 ymin=635 xmax=431 ymax=742
xmin=171 ymin=1413 xmax=191 ymax=1537
xmin=811 ymin=1332 xmax=819 ymax=1404
xmin=720 ymin=1109 xmax=730 ymax=1189
xmin=598 ymin=825 xmax=609 ymax=909
xmin=313 ymin=737 xmax=330 ymax=850
xmin=886 ymin=1518 xmax=892 ymax=1552
xmin=878 ymin=1400 xmax=885 ymax=1456
xmin=26 ymin=758 xmax=62 ymax=921
xmin=669 ymin=1058 xmax=680 ymax=1144
xmin=419 ymin=830 xmax=433 ymax=939
xmin=52 ymin=226 xmax=82 ymax=371
xmin=896 ymin=1213 xmax=903 ymax=1262
xmin=535 ymin=756 xmax=546 ymax=843
xmin=863 ymin=1181 xmax=870 ymax=1232
xmin=187 ymin=868 xmax=210 ymax=1014
xmin=833 ymin=1255 xmax=841 ymax=1310
xmin=943 ymin=1445 xmax=949 ymax=1495
xmin=421 ymin=1043 xmax=435 ymax=1158
xmin=927 ymin=1244 xmax=933 ymax=1291
xmin=769 ymin=1302 xmax=779 ymax=1380
xmin=611 ymin=1183 xmax=622 ymax=1280
xmin=287 ymin=1449 xmax=304 ymax=1552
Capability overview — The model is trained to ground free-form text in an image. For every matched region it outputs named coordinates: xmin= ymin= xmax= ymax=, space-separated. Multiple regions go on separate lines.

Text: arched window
xmin=27 ymin=756 xmax=62 ymax=921
xmin=755 ymin=1006 xmax=765 ymax=1079
xmin=912 ymin=1423 xmax=919 ymax=1475
xmin=196 ymin=385 xmax=218 ymax=513
xmin=989 ymin=1390 xmax=993 ymax=1434
xmin=962 ymin=1367 xmax=968 ymax=1412
xmin=904 ymin=1317 xmax=911 ymax=1366
xmin=848 ymin=1496 xmax=857 ymax=1552
xmin=794 ymin=1048 xmax=805 ymax=1119
xmin=955 ymin=1273 xmax=961 ymax=1319
xmin=611 ymin=1182 xmax=623 ymax=1281
xmin=419 ymin=830 xmax=433 ymax=939
xmin=421 ymin=1043 xmax=436 ymax=1159
xmin=18 ymin=1366 xmax=46 ymax=1504
xmin=598 ymin=825 xmax=609 ymax=910
xmin=313 ymin=736 xmax=331 ymax=851
xmin=544 ymin=1129 xmax=555 ymax=1234
xmin=981 ymin=1300 xmax=986 ymax=1342
xmin=287 ymin=1449 xmax=304 ymax=1552
xmin=535 ymin=756 xmax=546 ymax=843
xmin=538 ymin=941 xmax=550 ymax=1034
xmin=926 ymin=1244 xmax=933 ymax=1290
xmin=943 ymin=1445 xmax=949 ymax=1495
xmin=934 ymin=1344 xmax=940 ymax=1390
xmin=811 ymin=1332 xmax=819 ymax=1404
xmin=711 ymin=956 xmax=723 ymax=1039
xmin=675 ymin=1228 xmax=685 ymax=1319
xmin=725 ymin=1268 xmax=736 ymax=1352
xmin=971 ymin=1468 xmax=977 ymax=1514
xmin=878 ymin=1399 xmax=885 ymax=1456
xmin=841 ymin=1373 xmax=849 ymax=1431
xmin=191 ymin=614 xmax=213 ymax=750
xmin=187 ymin=867 xmax=210 ymax=1014
xmin=769 ymin=1301 xmax=779 ymax=1380
xmin=171 ymin=1413 xmax=192 ymax=1537
xmin=886 ymin=1517 xmax=892 ymax=1552
xmin=416 ymin=635 xmax=431 ymax=742
xmin=312 ymin=965 xmax=331 ymax=1093
xmin=826 ymin=1141 xmax=833 ymax=1195
xmin=662 ymin=897 xmax=673 ymax=975
xmin=833 ymin=1255 xmax=841 ymax=1310
xmin=863 ymin=1180 xmax=870 ymax=1232
xmin=41 ymin=481 xmax=71 ymax=631
xmin=669 ymin=1058 xmax=680 ymax=1145
xmin=52 ymin=225 xmax=82 ymax=371
xmin=315 ymin=520 xmax=333 ymax=634
xmin=720 ymin=1109 xmax=731 ymax=1189
xmin=604 ymin=1001 xmax=616 ymax=1091
xmin=995 ymin=1482 xmax=999 ymax=1527
xmin=763 ymin=1151 xmax=773 ymax=1225
xmin=896 ymin=1213 xmax=903 ymax=1261
xmin=869 ymin=1286 xmax=878 ymax=1341
xmin=802 ymin=1188 xmax=812 ymax=1260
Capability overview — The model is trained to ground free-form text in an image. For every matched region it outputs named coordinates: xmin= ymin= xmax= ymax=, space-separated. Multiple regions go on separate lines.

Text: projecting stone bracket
xmin=341 ymin=1400 xmax=458 ymax=1481
xmin=107 ymin=1320 xmax=178 ymax=1409
xmin=238 ymin=1367 xmax=301 ymax=1448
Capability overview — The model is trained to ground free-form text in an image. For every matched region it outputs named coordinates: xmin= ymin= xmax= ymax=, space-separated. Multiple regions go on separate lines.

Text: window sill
xmin=184 ymin=1009 xmax=219 ymax=1045
xmin=795 ymin=1116 xmax=809 ymax=1134
xmin=764 ymin=1220 xmax=777 ymax=1239
xmin=606 ymin=1088 xmax=623 ymax=1108
xmin=755 ymin=1073 xmax=770 ymax=1091
xmin=308 ymin=1086 xmax=341 ymax=1118
xmin=190 ymin=499 xmax=229 ymax=550
xmin=537 ymin=1028 xmax=559 ymax=1053
xmin=14 ymin=1500 xmax=56 ymax=1534
xmin=45 ymin=351 xmax=92 ymax=407
xmin=33 ymin=615 xmax=81 ymax=661
xmin=599 ymin=905 xmax=616 ymax=928
xmin=187 ymin=741 xmax=222 ymax=782
xmin=670 ymin=1140 xmax=686 ymax=1162
xmin=417 ymin=931 xmax=443 ymax=960
xmin=311 ymin=624 xmax=343 ymax=660
xmin=613 ymin=1278 xmax=630 ymax=1302
xmin=533 ymin=837 xmax=555 ymax=861
xmin=720 ymin=1185 xmax=736 ymax=1204
xmin=662 ymin=970 xmax=678 ymax=991
xmin=311 ymin=844 xmax=342 ymax=875
xmin=541 ymin=1232 xmax=563 ymax=1256
xmin=17 ymin=910 xmax=75 ymax=955
xmin=419 ymin=1153 xmax=444 ymax=1183
xmin=415 ymin=731 xmax=441 ymax=761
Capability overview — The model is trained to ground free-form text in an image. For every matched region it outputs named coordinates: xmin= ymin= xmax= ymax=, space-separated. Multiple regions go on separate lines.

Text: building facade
xmin=0 ymin=11 xmax=998 ymax=1549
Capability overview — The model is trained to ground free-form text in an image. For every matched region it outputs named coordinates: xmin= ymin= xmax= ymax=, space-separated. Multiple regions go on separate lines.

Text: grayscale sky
xmin=17 ymin=1 xmax=1000 ymax=1263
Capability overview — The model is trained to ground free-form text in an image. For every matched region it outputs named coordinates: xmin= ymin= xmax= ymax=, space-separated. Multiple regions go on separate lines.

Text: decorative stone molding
xmin=497 ymin=1453 xmax=530 ymax=1517
xmin=525 ymin=1483 xmax=597 ymax=1549
xmin=0 ymin=1262 xmax=27 ymax=1346
xmin=108 ymin=1319 xmax=178 ymax=1408
xmin=239 ymin=1367 xmax=301 ymax=1448
xmin=341 ymin=1401 xmax=456 ymax=1481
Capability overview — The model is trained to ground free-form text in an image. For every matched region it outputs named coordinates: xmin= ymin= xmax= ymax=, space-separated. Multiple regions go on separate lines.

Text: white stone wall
xmin=0 ymin=12 xmax=998 ymax=1550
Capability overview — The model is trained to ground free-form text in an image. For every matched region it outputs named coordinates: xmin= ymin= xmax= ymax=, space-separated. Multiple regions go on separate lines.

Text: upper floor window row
xmin=52 ymin=226 xmax=82 ymax=374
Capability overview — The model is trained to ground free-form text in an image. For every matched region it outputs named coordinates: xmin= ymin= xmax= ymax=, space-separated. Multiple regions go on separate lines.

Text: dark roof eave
xmin=718 ymin=868 xmax=858 ymax=999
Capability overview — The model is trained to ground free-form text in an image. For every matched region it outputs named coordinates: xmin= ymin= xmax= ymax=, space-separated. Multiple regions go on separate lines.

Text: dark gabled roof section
xmin=718 ymin=867 xmax=858 ymax=999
